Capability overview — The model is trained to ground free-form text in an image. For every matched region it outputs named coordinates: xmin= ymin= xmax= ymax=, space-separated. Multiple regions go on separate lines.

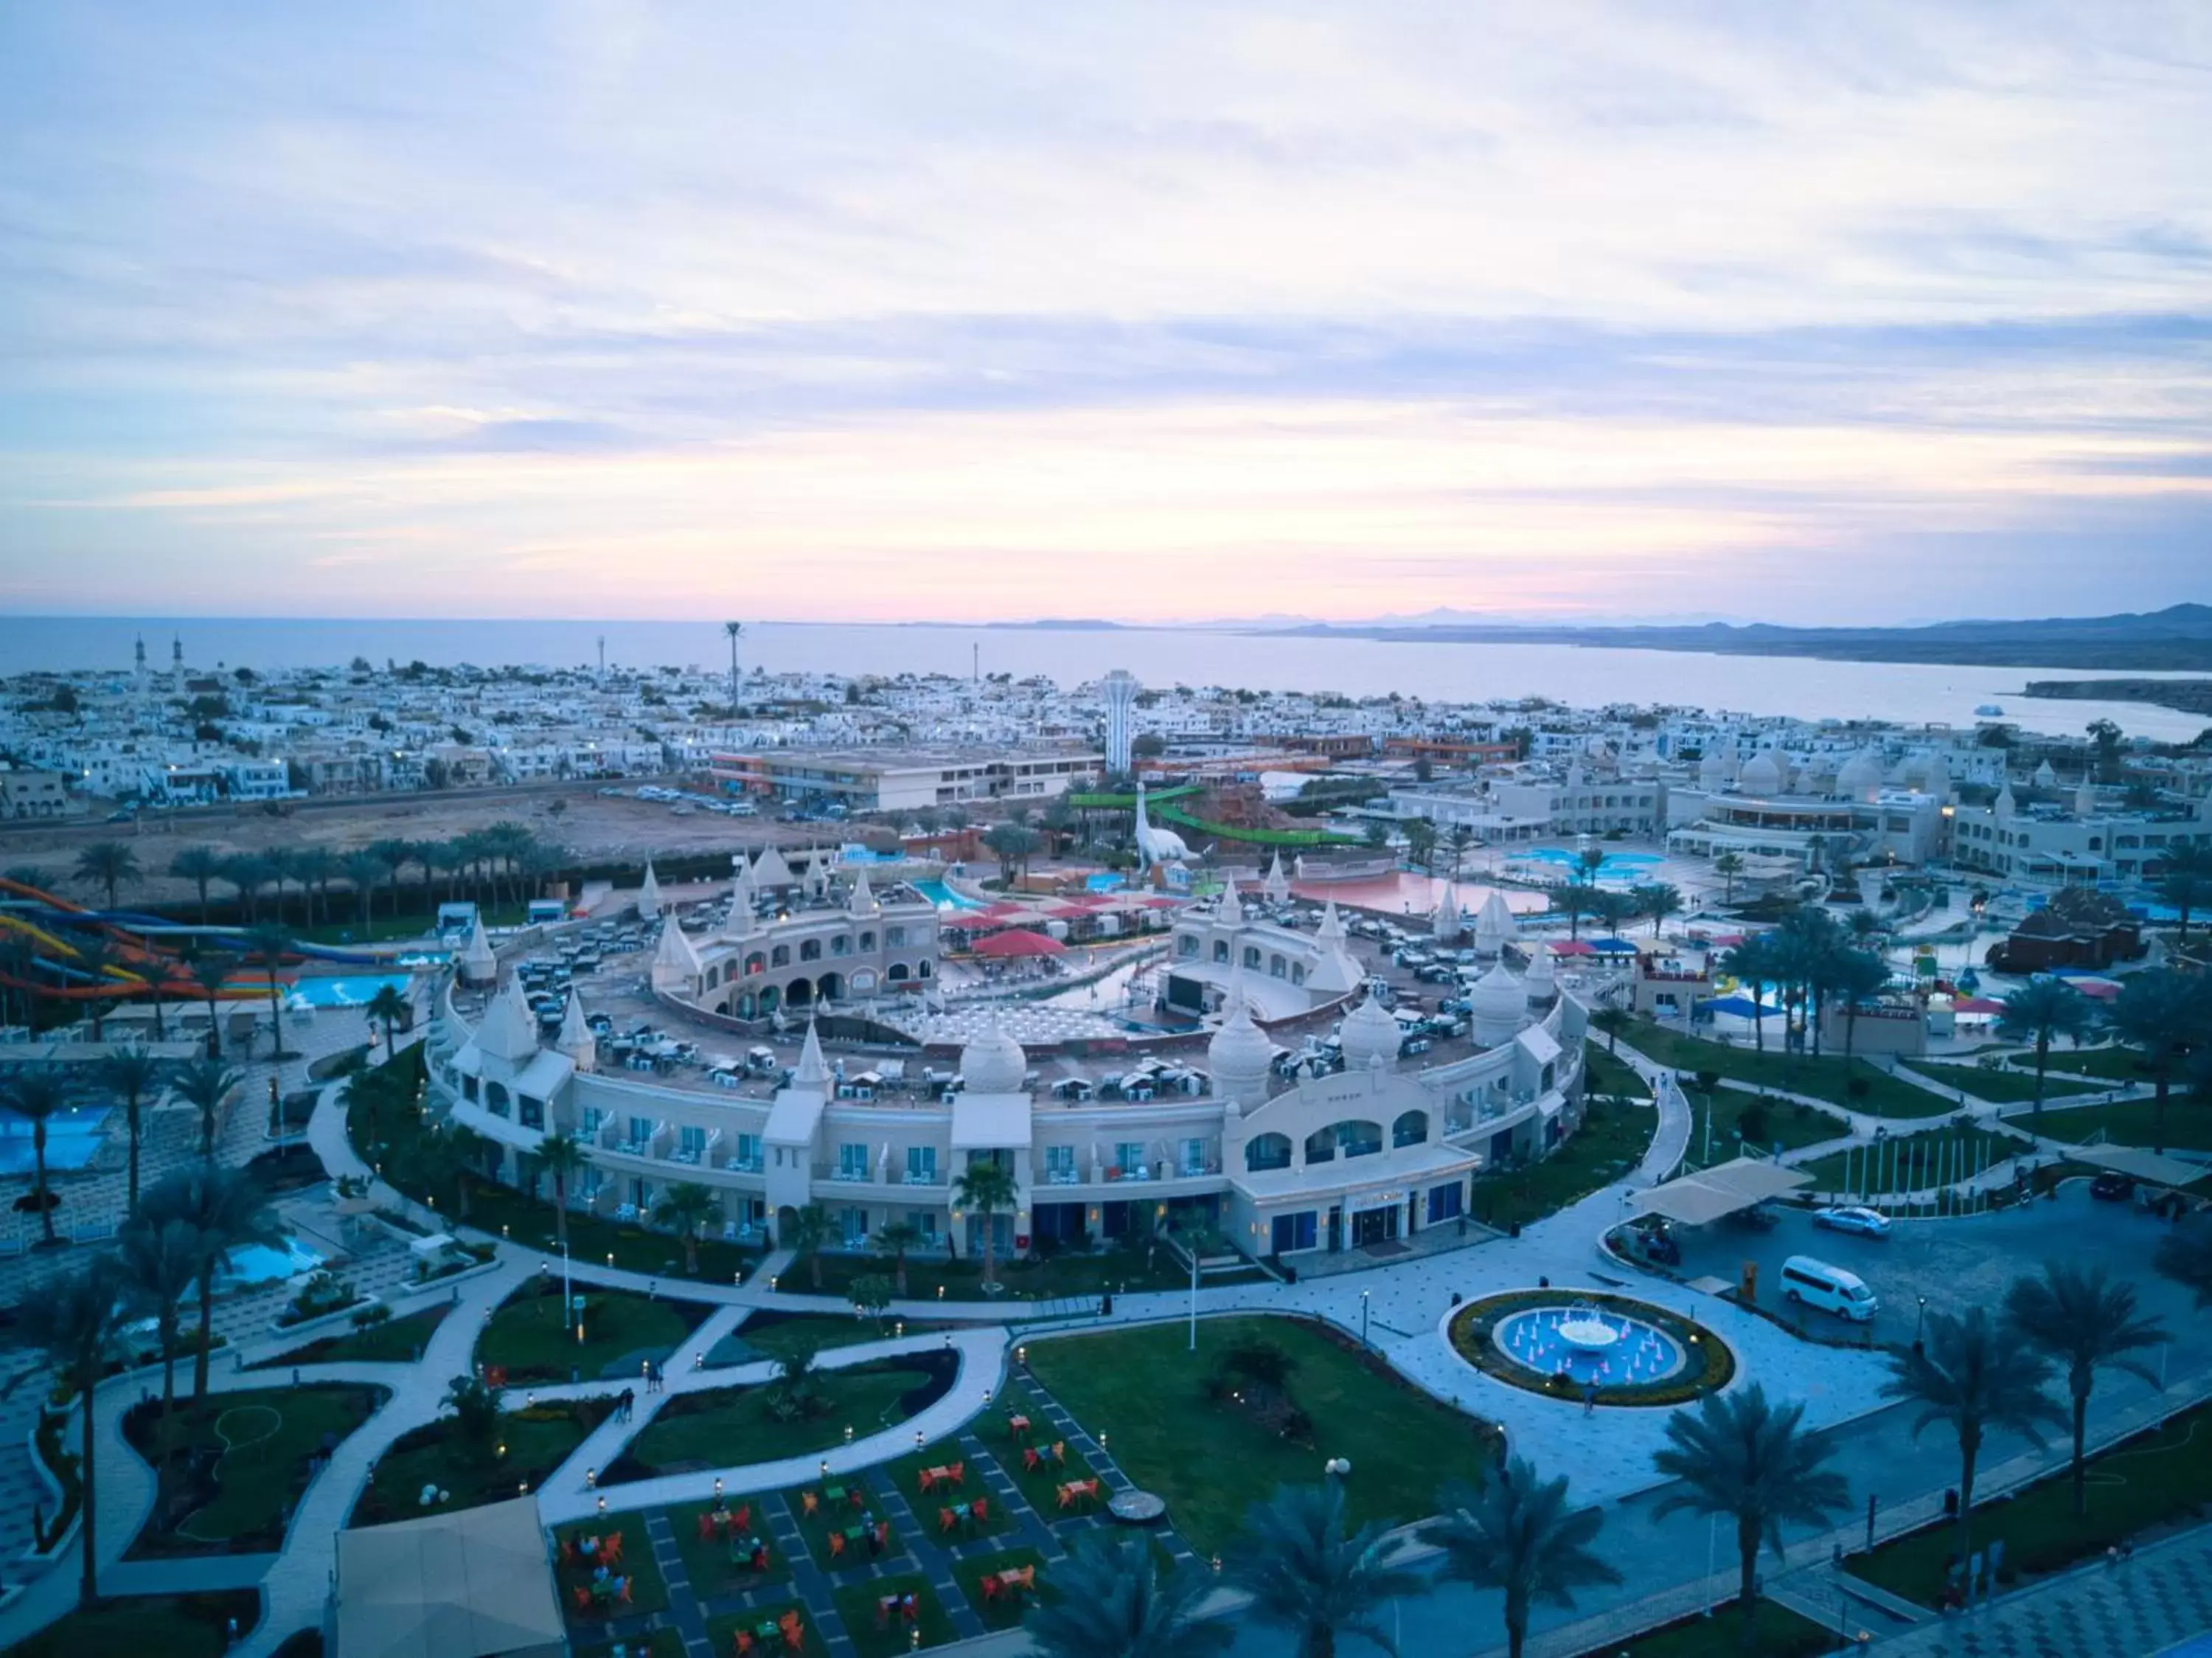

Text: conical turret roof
xmin=792 ymin=1017 xmax=830 ymax=1090
xmin=637 ymin=859 xmax=661 ymax=920
xmin=1339 ymin=988 xmax=1401 ymax=1070
xmin=476 ymin=975 xmax=541 ymax=1066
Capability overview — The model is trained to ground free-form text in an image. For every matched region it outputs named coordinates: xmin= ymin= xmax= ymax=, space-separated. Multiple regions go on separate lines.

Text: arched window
xmin=1179 ymin=935 xmax=1200 ymax=960
xmin=850 ymin=968 xmax=877 ymax=993
xmin=831 ymin=934 xmax=852 ymax=956
xmin=1303 ymin=1126 xmax=1337 ymax=1165
xmin=743 ymin=951 xmax=767 ymax=977
xmin=799 ymin=937 xmax=823 ymax=962
xmin=1327 ymin=1119 xmax=1382 ymax=1159
xmin=1269 ymin=953 xmax=1286 ymax=979
xmin=1392 ymin=1109 xmax=1428 ymax=1148
xmin=771 ymin=944 xmax=791 ymax=968
xmin=484 ymin=1081 xmax=511 ymax=1118
xmin=1290 ymin=964 xmax=1306 ymax=986
xmin=887 ymin=962 xmax=910 ymax=982
xmin=1245 ymin=1133 xmax=1293 ymax=1173
xmin=917 ymin=960 xmax=933 ymax=979
xmin=1242 ymin=946 xmax=1262 ymax=969
xmin=860 ymin=929 xmax=877 ymax=949
xmin=1213 ymin=940 xmax=1230 ymax=963
xmin=703 ymin=965 xmax=720 ymax=990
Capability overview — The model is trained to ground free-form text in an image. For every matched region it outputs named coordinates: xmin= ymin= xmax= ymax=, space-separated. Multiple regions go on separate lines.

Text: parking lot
xmin=1668 ymin=1182 xmax=2208 ymax=1364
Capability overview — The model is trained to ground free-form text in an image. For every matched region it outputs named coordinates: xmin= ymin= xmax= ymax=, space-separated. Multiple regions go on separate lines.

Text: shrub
xmin=352 ymin=1303 xmax=393 ymax=1331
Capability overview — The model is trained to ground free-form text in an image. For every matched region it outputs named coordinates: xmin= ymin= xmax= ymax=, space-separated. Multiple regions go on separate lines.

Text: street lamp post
xmin=1915 ymin=1294 xmax=1927 ymax=1345
xmin=1360 ymin=1288 xmax=1371 ymax=1351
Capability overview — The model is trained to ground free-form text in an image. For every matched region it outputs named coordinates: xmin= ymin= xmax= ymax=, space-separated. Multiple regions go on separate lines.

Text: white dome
xmin=959 ymin=1024 xmax=1028 ymax=1093
xmin=1836 ymin=749 xmax=1883 ymax=799
xmin=1523 ymin=944 xmax=1556 ymax=998
xmin=1208 ymin=986 xmax=1275 ymax=1096
xmin=1470 ymin=962 xmax=1526 ymax=1023
xmin=1339 ymin=991 xmax=1402 ymax=1071
xmin=1739 ymin=751 xmax=1784 ymax=796
xmin=1698 ymin=749 xmax=1731 ymax=790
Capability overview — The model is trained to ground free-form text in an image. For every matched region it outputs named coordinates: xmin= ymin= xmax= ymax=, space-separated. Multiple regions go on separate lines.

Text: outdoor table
xmin=1006 ymin=1413 xmax=1032 ymax=1440
xmin=824 ymin=1483 xmax=849 ymax=1506
xmin=917 ymin=1463 xmax=961 ymax=1491
xmin=752 ymin=1619 xmax=783 ymax=1643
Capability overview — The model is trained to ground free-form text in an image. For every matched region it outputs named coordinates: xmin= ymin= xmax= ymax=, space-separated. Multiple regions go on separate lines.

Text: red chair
xmin=938 ymin=1505 xmax=958 ymax=1536
xmin=734 ymin=1503 xmax=752 ymax=1533
xmin=734 ymin=1633 xmax=755 ymax=1656
xmin=828 ymin=1530 xmax=846 ymax=1560
xmin=572 ymin=1586 xmax=593 ymax=1614
xmin=970 ymin=1497 xmax=990 ymax=1529
xmin=698 ymin=1511 xmax=719 ymax=1541
xmin=980 ymin=1575 xmax=1001 ymax=1604
xmin=947 ymin=1460 xmax=965 ymax=1488
xmin=560 ymin=1538 xmax=578 ymax=1566
xmin=848 ymin=1484 xmax=866 ymax=1510
xmin=617 ymin=1577 xmax=635 ymax=1606
xmin=484 ymin=1365 xmax=507 ymax=1387
xmin=801 ymin=1491 xmax=820 ymax=1518
xmin=1022 ymin=1447 xmax=1040 ymax=1473
xmin=874 ymin=1521 xmax=891 ymax=1550
xmin=603 ymin=1532 xmax=625 ymax=1566
xmin=780 ymin=1610 xmax=806 ymax=1653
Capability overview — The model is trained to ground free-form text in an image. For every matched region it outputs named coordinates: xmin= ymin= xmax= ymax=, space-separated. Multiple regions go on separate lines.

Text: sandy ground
xmin=0 ymin=780 xmax=832 ymax=906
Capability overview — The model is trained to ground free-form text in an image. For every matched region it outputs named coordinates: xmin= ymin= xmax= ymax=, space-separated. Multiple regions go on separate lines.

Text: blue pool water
xmin=0 ymin=1105 xmax=110 ymax=1175
xmin=289 ymin=973 xmax=412 ymax=1009
xmin=911 ymin=879 xmax=985 ymax=911
xmin=1084 ymin=873 xmax=1127 ymax=892
xmin=1520 ymin=848 xmax=1663 ymax=875
xmin=217 ymin=1236 xmax=327 ymax=1288
xmin=1492 ymin=1305 xmax=1686 ymax=1387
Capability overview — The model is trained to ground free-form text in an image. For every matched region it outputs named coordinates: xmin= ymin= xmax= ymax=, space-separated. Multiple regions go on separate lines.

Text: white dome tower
xmin=1338 ymin=989 xmax=1402 ymax=1072
xmin=959 ymin=1016 xmax=1028 ymax=1094
xmin=1208 ymin=974 xmax=1274 ymax=1106
xmin=1469 ymin=962 xmax=1526 ymax=1047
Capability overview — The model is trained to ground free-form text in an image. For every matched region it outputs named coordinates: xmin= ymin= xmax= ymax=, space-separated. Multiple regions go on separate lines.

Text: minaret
xmin=134 ymin=635 xmax=147 ymax=695
xmin=170 ymin=636 xmax=185 ymax=695
xmin=637 ymin=859 xmax=661 ymax=921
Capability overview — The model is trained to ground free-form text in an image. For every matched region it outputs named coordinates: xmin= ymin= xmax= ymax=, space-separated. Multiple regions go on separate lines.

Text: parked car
xmin=2090 ymin=1171 xmax=2136 ymax=1202
xmin=1812 ymin=1205 xmax=1891 ymax=1238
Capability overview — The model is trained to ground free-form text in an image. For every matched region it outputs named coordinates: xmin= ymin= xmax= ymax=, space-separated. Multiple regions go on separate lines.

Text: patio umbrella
xmin=973 ymin=929 xmax=1066 ymax=959
xmin=1548 ymin=940 xmax=1597 ymax=957
xmin=1588 ymin=938 xmax=1639 ymax=955
xmin=1701 ymin=995 xmax=1768 ymax=1019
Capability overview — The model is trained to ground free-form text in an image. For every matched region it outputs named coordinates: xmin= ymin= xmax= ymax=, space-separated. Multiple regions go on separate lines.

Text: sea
xmin=1 ymin=616 xmax=2202 ymax=742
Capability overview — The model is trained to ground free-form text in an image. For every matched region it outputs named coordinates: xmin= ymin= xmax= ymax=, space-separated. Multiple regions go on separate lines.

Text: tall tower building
xmin=1102 ymin=668 xmax=1139 ymax=774
xmin=134 ymin=635 xmax=147 ymax=694
xmin=170 ymin=636 xmax=185 ymax=695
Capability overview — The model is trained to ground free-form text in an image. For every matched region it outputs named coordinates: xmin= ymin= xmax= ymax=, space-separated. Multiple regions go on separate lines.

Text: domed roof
xmin=1339 ymin=990 xmax=1402 ymax=1071
xmin=1522 ymin=944 xmax=1555 ymax=996
xmin=1470 ymin=962 xmax=1526 ymax=1026
xmin=1208 ymin=979 xmax=1274 ymax=1090
xmin=1698 ymin=749 xmax=1731 ymax=790
xmin=1739 ymin=750 xmax=1784 ymax=796
xmin=959 ymin=1021 xmax=1028 ymax=1093
xmin=1836 ymin=749 xmax=1883 ymax=796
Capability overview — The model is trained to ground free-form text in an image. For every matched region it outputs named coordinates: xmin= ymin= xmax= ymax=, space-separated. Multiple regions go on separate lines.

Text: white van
xmin=1780 ymin=1255 xmax=1879 ymax=1322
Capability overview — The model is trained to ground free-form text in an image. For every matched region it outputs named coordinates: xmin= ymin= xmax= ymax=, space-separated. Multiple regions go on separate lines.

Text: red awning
xmin=1952 ymin=997 xmax=2006 ymax=1014
xmin=972 ymin=929 xmax=1066 ymax=959
xmin=1548 ymin=939 xmax=1597 ymax=956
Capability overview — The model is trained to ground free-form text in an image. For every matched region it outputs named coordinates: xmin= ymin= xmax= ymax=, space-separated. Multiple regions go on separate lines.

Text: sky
xmin=1 ymin=2 xmax=2208 ymax=628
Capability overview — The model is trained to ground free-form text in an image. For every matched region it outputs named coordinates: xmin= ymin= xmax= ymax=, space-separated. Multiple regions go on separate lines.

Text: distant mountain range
xmin=1256 ymin=603 xmax=2212 ymax=670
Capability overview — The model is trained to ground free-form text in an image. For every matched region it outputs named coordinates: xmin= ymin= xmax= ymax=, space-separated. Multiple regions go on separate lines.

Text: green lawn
xmin=1795 ymin=1122 xmax=2030 ymax=1199
xmin=1470 ymin=1095 xmax=1654 ymax=1232
xmin=831 ymin=1573 xmax=956 ymax=1657
xmin=953 ymin=1546 xmax=1051 ymax=1631
xmin=1849 ymin=1400 xmax=2212 ymax=1607
xmin=351 ymin=1397 xmax=611 ymax=1527
xmin=298 ymin=903 xmax=530 ymax=947
xmin=714 ymin=1310 xmax=941 ymax=1367
xmin=609 ymin=1359 xmax=945 ymax=1482
xmin=661 ymin=1496 xmax=794 ymax=1599
xmin=2037 ymin=1097 xmax=2212 ymax=1152
xmin=1601 ymin=1600 xmax=1835 ymax=1658
xmin=1621 ymin=1026 xmax=1955 ymax=1118
xmin=478 ymin=1282 xmax=713 ymax=1384
xmin=877 ymin=1443 xmax=1018 ymax=1550
xmin=778 ymin=1244 xmax=1256 ymax=1305
xmin=1022 ymin=1314 xmax=1500 ymax=1555
xmin=1900 ymin=1060 xmax=2102 ymax=1106
xmin=704 ymin=1605 xmax=827 ymax=1657
xmin=990 ymin=1380 xmax=1099 ymax=1512
xmin=125 ymin=1384 xmax=384 ymax=1555
xmin=13 ymin=1592 xmax=262 ymax=1658
xmin=1683 ymin=1085 xmax=1846 ymax=1162
xmin=1583 ymin=1040 xmax=1652 ymax=1100
xmin=2006 ymin=1045 xmax=2144 ymax=1081
xmin=255 ymin=1305 xmax=451 ymax=1368
xmin=782 ymin=1474 xmax=913 ymax=1571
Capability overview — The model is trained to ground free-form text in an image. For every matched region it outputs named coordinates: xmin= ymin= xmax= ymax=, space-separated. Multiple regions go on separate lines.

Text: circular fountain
xmin=1448 ymin=1290 xmax=1731 ymax=1404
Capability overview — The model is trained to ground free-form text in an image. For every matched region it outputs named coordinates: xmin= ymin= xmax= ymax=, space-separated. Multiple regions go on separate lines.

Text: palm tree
xmin=1829 ymin=948 xmax=1891 ymax=1059
xmin=1551 ymin=885 xmax=1590 ymax=942
xmin=1422 ymin=1459 xmax=1620 ymax=1658
xmin=1650 ymin=1384 xmax=1849 ymax=1643
xmin=219 ymin=852 xmax=271 ymax=923
xmin=70 ymin=934 xmax=128 ymax=1042
xmin=169 ymin=845 xmax=224 ymax=923
xmin=1882 ymin=1307 xmax=2065 ymax=1565
xmin=1847 ymin=909 xmax=1886 ymax=948
xmin=116 ymin=1216 xmax=201 ymax=1481
xmin=1638 ymin=882 xmax=1684 ymax=938
xmin=952 ymin=1157 xmax=1020 ymax=1290
xmin=262 ymin=847 xmax=297 ymax=926
xmin=2156 ymin=842 xmax=2212 ymax=940
xmin=188 ymin=954 xmax=232 ymax=1057
xmin=785 ymin=1202 xmax=834 ymax=1288
xmin=1996 ymin=978 xmax=2096 ymax=1133
xmin=17 ymin=1257 xmax=129 ymax=1605
xmin=442 ymin=1123 xmax=491 ymax=1221
xmin=2106 ymin=969 xmax=2212 ymax=1155
xmin=342 ymin=852 xmax=386 ymax=926
xmin=2155 ymin=1217 xmax=2212 ymax=1308
xmin=872 ymin=1218 xmax=925 ymax=1297
xmin=1577 ymin=844 xmax=1607 ymax=887
xmin=1719 ymin=938 xmax=1775 ymax=1053
xmin=3 ymin=1072 xmax=71 ymax=1244
xmin=74 ymin=839 xmax=141 ymax=909
xmin=1026 ymin=1532 xmax=1229 ymax=1658
xmin=168 ymin=1055 xmax=241 ymax=1162
xmin=366 ymin=982 xmax=411 ymax=1058
xmin=246 ymin=921 xmax=293 ymax=1058
xmin=97 ymin=1045 xmax=166 ymax=1212
xmin=293 ymin=847 xmax=337 ymax=926
xmin=1712 ymin=851 xmax=1745 ymax=904
xmin=535 ymin=1132 xmax=590 ymax=1252
xmin=1231 ymin=1481 xmax=1422 ymax=1658
xmin=654 ymin=1182 xmax=720 ymax=1273
xmin=2003 ymin=1262 xmax=2168 ymax=1517
xmin=139 ymin=1164 xmax=281 ymax=1405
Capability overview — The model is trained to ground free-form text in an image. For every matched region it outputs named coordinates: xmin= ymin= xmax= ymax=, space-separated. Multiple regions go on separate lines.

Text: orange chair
xmin=1056 ymin=1482 xmax=1074 ymax=1510
xmin=617 ymin=1577 xmax=635 ymax=1606
xmin=874 ymin=1520 xmax=891 ymax=1550
xmin=917 ymin=1467 xmax=936 ymax=1494
xmin=780 ymin=1610 xmax=806 ymax=1652
xmin=939 ymin=1505 xmax=958 ymax=1535
xmin=828 ymin=1530 xmax=846 ymax=1560
xmin=572 ymin=1586 xmax=593 ymax=1614
xmin=801 ymin=1491 xmax=820 ymax=1519
xmin=734 ymin=1632 xmax=755 ymax=1656
xmin=484 ymin=1364 xmax=507 ymax=1387
xmin=603 ymin=1532 xmax=625 ymax=1567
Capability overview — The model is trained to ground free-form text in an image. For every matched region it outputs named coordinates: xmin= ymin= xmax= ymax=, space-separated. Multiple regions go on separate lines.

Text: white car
xmin=1813 ymin=1205 xmax=1891 ymax=1238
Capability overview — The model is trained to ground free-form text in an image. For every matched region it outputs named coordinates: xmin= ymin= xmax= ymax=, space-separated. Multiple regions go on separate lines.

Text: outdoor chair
xmin=603 ymin=1532 xmax=625 ymax=1565
xmin=697 ymin=1512 xmax=719 ymax=1541
xmin=734 ymin=1502 xmax=752 ymax=1532
xmin=968 ymin=1498 xmax=989 ymax=1529
xmin=1022 ymin=1447 xmax=1041 ymax=1473
xmin=939 ymin=1505 xmax=958 ymax=1535
xmin=733 ymin=1634 xmax=754 ymax=1656
xmin=848 ymin=1484 xmax=866 ymax=1509
xmin=947 ymin=1460 xmax=965 ymax=1488
xmin=800 ymin=1491 xmax=820 ymax=1518
xmin=617 ymin=1577 xmax=635 ymax=1606
xmin=829 ymin=1530 xmax=846 ymax=1559
xmin=572 ymin=1586 xmax=594 ymax=1614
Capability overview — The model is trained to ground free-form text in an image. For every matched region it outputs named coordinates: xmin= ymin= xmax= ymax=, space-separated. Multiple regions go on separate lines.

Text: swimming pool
xmin=288 ymin=973 xmax=413 ymax=1010
xmin=1084 ymin=873 xmax=1126 ymax=892
xmin=216 ymin=1235 xmax=328 ymax=1288
xmin=911 ymin=879 xmax=985 ymax=912
xmin=1517 ymin=848 xmax=1663 ymax=885
xmin=0 ymin=1104 xmax=109 ymax=1176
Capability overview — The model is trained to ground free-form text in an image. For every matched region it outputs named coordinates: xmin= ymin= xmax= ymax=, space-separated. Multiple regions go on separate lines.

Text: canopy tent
xmin=972 ymin=929 xmax=1067 ymax=960
xmin=1548 ymin=940 xmax=1597 ymax=957
xmin=1630 ymin=1156 xmax=1813 ymax=1227
xmin=1587 ymin=937 xmax=1639 ymax=955
xmin=2069 ymin=1145 xmax=2211 ymax=1190
xmin=1951 ymin=997 xmax=2006 ymax=1015
xmin=335 ymin=1497 xmax=563 ymax=1658
xmin=1700 ymin=996 xmax=1770 ymax=1019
